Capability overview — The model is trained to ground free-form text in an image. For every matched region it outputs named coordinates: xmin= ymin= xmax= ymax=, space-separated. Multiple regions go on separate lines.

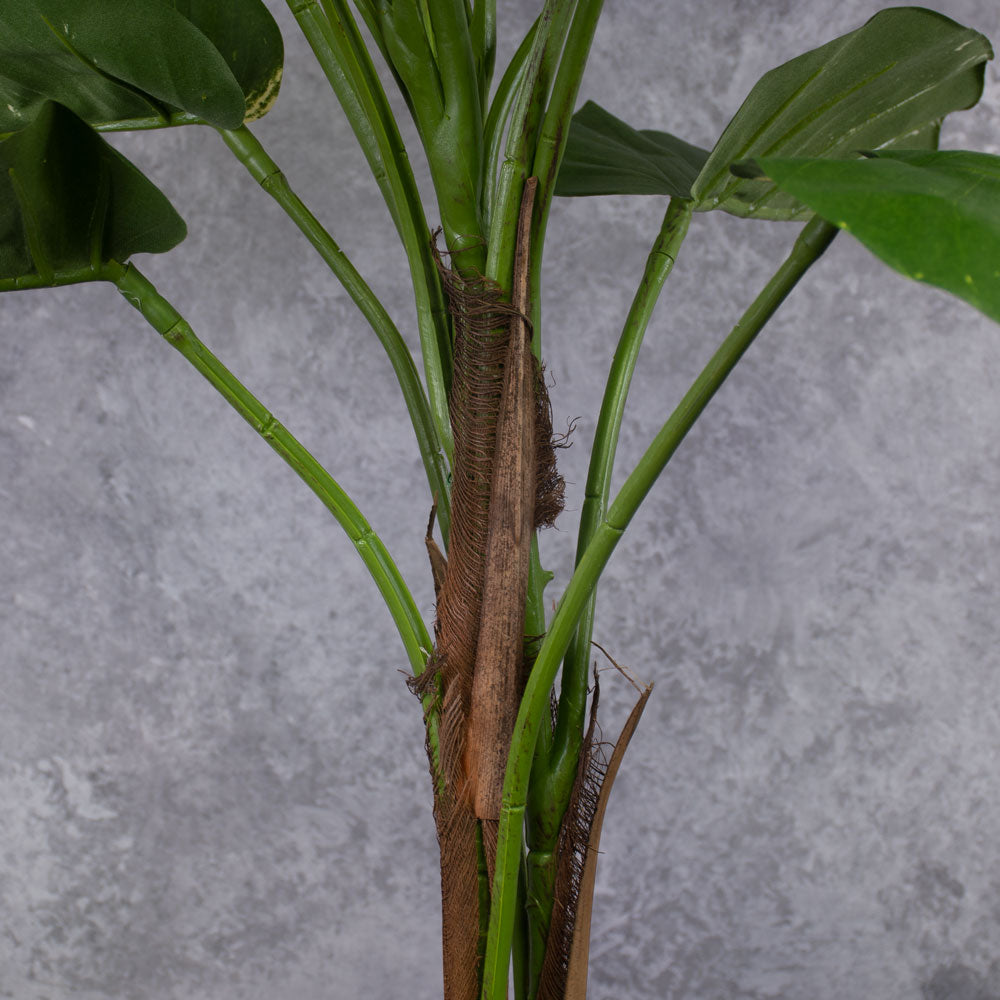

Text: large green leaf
xmin=691 ymin=8 xmax=993 ymax=220
xmin=756 ymin=150 xmax=1000 ymax=323
xmin=553 ymin=100 xmax=710 ymax=198
xmin=0 ymin=102 xmax=186 ymax=283
xmin=0 ymin=0 xmax=282 ymax=134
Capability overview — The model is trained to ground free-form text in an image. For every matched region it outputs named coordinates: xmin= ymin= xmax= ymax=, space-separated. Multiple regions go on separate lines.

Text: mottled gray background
xmin=2 ymin=2 xmax=1000 ymax=998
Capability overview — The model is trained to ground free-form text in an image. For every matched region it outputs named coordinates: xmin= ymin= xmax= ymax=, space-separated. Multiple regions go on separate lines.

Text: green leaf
xmin=0 ymin=102 xmax=186 ymax=283
xmin=691 ymin=8 xmax=993 ymax=220
xmin=170 ymin=0 xmax=284 ymax=123
xmin=0 ymin=0 xmax=283 ymax=134
xmin=757 ymin=150 xmax=1000 ymax=324
xmin=553 ymin=100 xmax=710 ymax=198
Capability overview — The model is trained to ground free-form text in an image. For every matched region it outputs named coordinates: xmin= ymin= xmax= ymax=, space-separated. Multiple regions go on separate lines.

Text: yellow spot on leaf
xmin=245 ymin=66 xmax=283 ymax=123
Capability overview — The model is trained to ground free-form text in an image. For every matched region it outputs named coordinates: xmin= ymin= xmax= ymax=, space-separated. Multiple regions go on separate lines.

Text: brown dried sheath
xmin=563 ymin=682 xmax=652 ymax=998
xmin=426 ymin=501 xmax=448 ymax=601
xmin=465 ymin=177 xmax=539 ymax=849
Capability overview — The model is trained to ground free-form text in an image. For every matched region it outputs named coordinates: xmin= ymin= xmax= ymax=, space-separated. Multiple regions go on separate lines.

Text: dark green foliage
xmin=0 ymin=0 xmax=282 ymax=133
xmin=0 ymin=102 xmax=185 ymax=282
xmin=555 ymin=8 xmax=992 ymax=223
xmin=553 ymin=100 xmax=709 ymax=198
xmin=691 ymin=7 xmax=992 ymax=219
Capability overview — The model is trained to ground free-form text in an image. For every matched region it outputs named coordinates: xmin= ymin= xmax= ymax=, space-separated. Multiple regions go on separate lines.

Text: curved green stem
xmin=104 ymin=260 xmax=435 ymax=676
xmin=217 ymin=124 xmax=451 ymax=543
xmin=520 ymin=199 xmax=692 ymax=993
xmin=480 ymin=215 xmax=838 ymax=1000
xmin=286 ymin=0 xmax=399 ymax=224
xmin=285 ymin=0 xmax=454 ymax=466
xmin=549 ymin=199 xmax=693 ymax=801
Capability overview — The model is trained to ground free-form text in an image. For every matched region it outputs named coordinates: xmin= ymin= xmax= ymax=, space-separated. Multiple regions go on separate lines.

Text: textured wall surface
xmin=2 ymin=2 xmax=1000 ymax=998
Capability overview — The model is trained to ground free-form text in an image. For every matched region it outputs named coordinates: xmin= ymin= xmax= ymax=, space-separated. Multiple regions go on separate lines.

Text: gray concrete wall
xmin=2 ymin=2 xmax=999 ymax=997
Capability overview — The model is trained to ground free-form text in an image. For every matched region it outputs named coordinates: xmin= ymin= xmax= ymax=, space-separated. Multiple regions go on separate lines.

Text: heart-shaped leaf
xmin=691 ymin=8 xmax=993 ymax=220
xmin=553 ymin=100 xmax=710 ymax=198
xmin=0 ymin=0 xmax=283 ymax=134
xmin=757 ymin=150 xmax=1000 ymax=323
xmin=1 ymin=101 xmax=186 ymax=284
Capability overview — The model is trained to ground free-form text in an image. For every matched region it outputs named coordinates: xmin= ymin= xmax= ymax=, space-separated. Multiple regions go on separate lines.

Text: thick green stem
xmin=218 ymin=124 xmax=452 ymax=543
xmin=480 ymin=215 xmax=838 ymax=1000
xmin=482 ymin=16 xmax=539 ymax=225
xmin=285 ymin=0 xmax=454 ymax=465
xmin=377 ymin=0 xmax=487 ymax=273
xmin=485 ymin=0 xmax=576 ymax=290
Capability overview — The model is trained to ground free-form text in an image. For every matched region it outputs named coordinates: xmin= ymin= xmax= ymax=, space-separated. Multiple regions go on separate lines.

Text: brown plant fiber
xmin=466 ymin=177 xmax=538 ymax=845
xmin=537 ymin=661 xmax=653 ymax=1000
xmin=430 ymin=211 xmax=522 ymax=1000
xmin=428 ymin=176 xmax=565 ymax=1000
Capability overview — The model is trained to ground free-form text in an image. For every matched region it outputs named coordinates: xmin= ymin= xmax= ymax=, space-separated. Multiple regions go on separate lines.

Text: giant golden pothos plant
xmin=1 ymin=3 xmax=996 ymax=998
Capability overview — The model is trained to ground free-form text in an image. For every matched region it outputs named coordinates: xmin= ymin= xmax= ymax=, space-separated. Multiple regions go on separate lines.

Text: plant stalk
xmin=103 ymin=261 xmax=441 ymax=777
xmin=481 ymin=215 xmax=838 ymax=1000
xmin=285 ymin=0 xmax=455 ymax=466
xmin=521 ymin=198 xmax=692 ymax=994
xmin=218 ymin=124 xmax=452 ymax=542
xmin=542 ymin=198 xmax=694 ymax=813
xmin=525 ymin=0 xmax=605 ymax=348
xmin=485 ymin=0 xmax=576 ymax=290
xmin=483 ymin=16 xmax=539 ymax=223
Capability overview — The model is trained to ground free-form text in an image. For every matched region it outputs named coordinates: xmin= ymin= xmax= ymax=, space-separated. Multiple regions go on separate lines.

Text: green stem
xmin=476 ymin=822 xmax=491 ymax=973
xmin=470 ymin=0 xmax=496 ymax=113
xmin=550 ymin=199 xmax=693 ymax=803
xmin=485 ymin=0 xmax=576 ymax=289
xmin=525 ymin=0 xmax=605 ymax=347
xmin=480 ymin=215 xmax=838 ymax=1000
xmin=520 ymin=199 xmax=692 ymax=995
xmin=286 ymin=0 xmax=399 ymax=225
xmin=428 ymin=0 xmax=488 ymax=269
xmin=104 ymin=259 xmax=437 ymax=707
xmin=0 ymin=264 xmax=104 ymax=291
xmin=511 ymin=849 xmax=531 ymax=1000
xmin=523 ymin=534 xmax=553 ymax=763
xmin=378 ymin=0 xmax=487 ymax=272
xmin=217 ymin=124 xmax=451 ymax=544
xmin=482 ymin=16 xmax=538 ymax=223
xmin=285 ymin=0 xmax=454 ymax=465
xmin=351 ymin=0 xmax=410 ymax=110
